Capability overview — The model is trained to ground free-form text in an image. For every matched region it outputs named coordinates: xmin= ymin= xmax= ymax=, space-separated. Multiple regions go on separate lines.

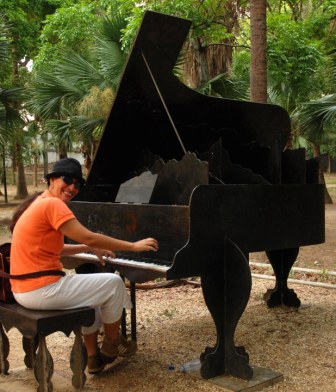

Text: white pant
xmin=13 ymin=273 xmax=132 ymax=335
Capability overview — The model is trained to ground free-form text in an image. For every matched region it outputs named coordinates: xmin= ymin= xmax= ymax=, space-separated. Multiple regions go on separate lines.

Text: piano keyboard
xmin=66 ymin=252 xmax=170 ymax=274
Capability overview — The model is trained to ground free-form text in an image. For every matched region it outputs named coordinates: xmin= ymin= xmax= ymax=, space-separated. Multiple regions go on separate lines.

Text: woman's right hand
xmin=133 ymin=238 xmax=159 ymax=252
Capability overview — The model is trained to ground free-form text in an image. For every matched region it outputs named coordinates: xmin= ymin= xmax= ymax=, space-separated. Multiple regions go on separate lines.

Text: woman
xmin=9 ymin=157 xmax=159 ymax=374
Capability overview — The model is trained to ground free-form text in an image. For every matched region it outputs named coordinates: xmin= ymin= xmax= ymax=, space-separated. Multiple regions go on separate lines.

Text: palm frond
xmin=57 ymin=54 xmax=105 ymax=89
xmin=69 ymin=115 xmax=105 ymax=140
xmin=0 ymin=87 xmax=25 ymax=103
xmin=99 ymin=11 xmax=128 ymax=43
xmin=28 ymin=71 xmax=86 ymax=118
xmin=45 ymin=119 xmax=73 ymax=148
xmin=0 ymin=18 xmax=10 ymax=66
xmin=96 ymin=39 xmax=127 ymax=88
xmin=298 ymin=94 xmax=336 ymax=131
xmin=199 ymin=73 xmax=249 ymax=100
xmin=0 ymin=88 xmax=25 ymax=129
xmin=0 ymin=102 xmax=5 ymax=125
xmin=291 ymin=134 xmax=313 ymax=150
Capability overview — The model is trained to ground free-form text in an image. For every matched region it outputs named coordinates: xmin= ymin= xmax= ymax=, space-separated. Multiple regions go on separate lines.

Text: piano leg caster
xmin=200 ymin=342 xmax=253 ymax=380
xmin=200 ymin=344 xmax=249 ymax=363
xmin=200 ymin=239 xmax=253 ymax=380
xmin=264 ymin=287 xmax=301 ymax=308
xmin=264 ymin=248 xmax=301 ymax=308
xmin=200 ymin=343 xmax=251 ymax=379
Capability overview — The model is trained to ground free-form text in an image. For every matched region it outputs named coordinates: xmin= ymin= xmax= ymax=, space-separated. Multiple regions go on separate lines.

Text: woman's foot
xmin=100 ymin=335 xmax=137 ymax=359
xmin=87 ymin=352 xmax=116 ymax=374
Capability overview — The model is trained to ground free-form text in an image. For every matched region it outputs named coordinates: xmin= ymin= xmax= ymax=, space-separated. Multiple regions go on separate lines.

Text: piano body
xmin=61 ymin=11 xmax=325 ymax=380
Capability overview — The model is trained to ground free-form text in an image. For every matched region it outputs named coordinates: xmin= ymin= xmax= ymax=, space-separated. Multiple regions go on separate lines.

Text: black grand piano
xmin=61 ymin=11 xmax=325 ymax=381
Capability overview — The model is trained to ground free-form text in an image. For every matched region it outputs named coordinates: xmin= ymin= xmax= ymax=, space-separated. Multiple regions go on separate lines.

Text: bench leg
xmin=34 ymin=335 xmax=54 ymax=392
xmin=70 ymin=327 xmax=87 ymax=390
xmin=0 ymin=323 xmax=9 ymax=374
xmin=22 ymin=335 xmax=38 ymax=368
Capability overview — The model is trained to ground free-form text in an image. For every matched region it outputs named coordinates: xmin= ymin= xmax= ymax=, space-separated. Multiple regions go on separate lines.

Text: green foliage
xmin=260 ymin=14 xmax=324 ymax=118
xmin=95 ymin=4 xmax=129 ymax=88
xmin=27 ymin=6 xmax=128 ymax=154
xmin=199 ymin=72 xmax=249 ymax=100
xmin=231 ymin=50 xmax=251 ymax=83
xmin=0 ymin=18 xmax=9 ymax=65
xmin=119 ymin=0 xmax=232 ymax=52
xmin=4 ymin=0 xmax=336 ymax=163
xmin=267 ymin=14 xmax=324 ymax=108
xmin=33 ymin=1 xmax=106 ymax=71
xmin=293 ymin=93 xmax=336 ymax=148
xmin=0 ymin=17 xmax=11 ymax=84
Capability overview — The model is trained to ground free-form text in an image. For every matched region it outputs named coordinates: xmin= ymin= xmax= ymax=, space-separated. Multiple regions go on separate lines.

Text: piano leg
xmin=120 ymin=278 xmax=137 ymax=340
xmin=130 ymin=282 xmax=137 ymax=341
xmin=264 ymin=247 xmax=301 ymax=308
xmin=200 ymin=239 xmax=253 ymax=380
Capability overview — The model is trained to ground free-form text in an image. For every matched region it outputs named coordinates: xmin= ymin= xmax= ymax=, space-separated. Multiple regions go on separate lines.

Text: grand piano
xmin=61 ymin=11 xmax=325 ymax=381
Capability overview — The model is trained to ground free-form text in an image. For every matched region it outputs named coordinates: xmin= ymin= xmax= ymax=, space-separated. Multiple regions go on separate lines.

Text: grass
xmin=0 ymin=225 xmax=8 ymax=235
xmin=324 ymin=173 xmax=336 ymax=184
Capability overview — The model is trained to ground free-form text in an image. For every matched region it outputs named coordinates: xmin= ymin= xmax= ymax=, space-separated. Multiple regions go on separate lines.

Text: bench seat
xmin=0 ymin=303 xmax=95 ymax=391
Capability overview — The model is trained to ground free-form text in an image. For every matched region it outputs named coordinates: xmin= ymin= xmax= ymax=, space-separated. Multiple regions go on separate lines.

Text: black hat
xmin=45 ymin=158 xmax=86 ymax=185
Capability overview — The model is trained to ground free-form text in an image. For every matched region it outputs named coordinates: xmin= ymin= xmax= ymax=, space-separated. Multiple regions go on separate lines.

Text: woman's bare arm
xmin=61 ymin=244 xmax=90 ymax=256
xmin=59 ymin=218 xmax=159 ymax=253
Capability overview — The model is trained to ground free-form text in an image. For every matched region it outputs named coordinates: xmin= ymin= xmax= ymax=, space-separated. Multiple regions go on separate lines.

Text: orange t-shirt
xmin=10 ymin=190 xmax=75 ymax=293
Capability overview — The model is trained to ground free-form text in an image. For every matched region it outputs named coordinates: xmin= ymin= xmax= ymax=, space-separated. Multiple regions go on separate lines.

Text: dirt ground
xmin=0 ymin=183 xmax=335 ymax=392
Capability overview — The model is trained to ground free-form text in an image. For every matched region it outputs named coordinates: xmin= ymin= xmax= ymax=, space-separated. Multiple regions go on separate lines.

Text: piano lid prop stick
xmin=141 ymin=51 xmax=187 ymax=155
xmin=141 ymin=51 xmax=223 ymax=185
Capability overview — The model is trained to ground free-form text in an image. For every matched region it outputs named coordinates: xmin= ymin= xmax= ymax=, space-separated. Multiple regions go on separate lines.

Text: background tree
xmin=294 ymin=93 xmax=336 ymax=203
xmin=28 ymin=7 xmax=127 ymax=169
xmin=1 ymin=0 xmax=59 ymax=198
xmin=120 ymin=0 xmax=245 ymax=88
xmin=250 ymin=0 xmax=267 ymax=103
xmin=4 ymin=0 xmax=336 ymax=203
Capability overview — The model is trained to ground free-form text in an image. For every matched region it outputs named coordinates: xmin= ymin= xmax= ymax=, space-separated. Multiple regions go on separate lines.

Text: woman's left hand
xmin=91 ymin=248 xmax=116 ymax=266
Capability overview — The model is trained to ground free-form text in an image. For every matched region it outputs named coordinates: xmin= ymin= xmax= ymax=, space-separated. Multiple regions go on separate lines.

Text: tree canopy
xmin=1 ymin=0 xmax=336 ymax=197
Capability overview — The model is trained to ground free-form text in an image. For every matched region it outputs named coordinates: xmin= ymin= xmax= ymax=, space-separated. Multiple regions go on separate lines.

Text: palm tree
xmin=0 ymin=17 xmax=10 ymax=199
xmin=27 ymin=11 xmax=128 ymax=171
xmin=293 ymin=94 xmax=336 ymax=203
xmin=250 ymin=0 xmax=267 ymax=103
xmin=0 ymin=87 xmax=26 ymax=199
xmin=1 ymin=18 xmax=29 ymax=200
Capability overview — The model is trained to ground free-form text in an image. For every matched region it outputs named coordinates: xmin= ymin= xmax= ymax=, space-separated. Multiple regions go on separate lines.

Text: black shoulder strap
xmin=0 ymin=269 xmax=66 ymax=280
xmin=1 ymin=242 xmax=66 ymax=279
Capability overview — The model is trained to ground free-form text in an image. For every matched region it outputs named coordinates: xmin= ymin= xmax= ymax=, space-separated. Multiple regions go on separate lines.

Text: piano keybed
xmin=61 ymin=252 xmax=170 ymax=282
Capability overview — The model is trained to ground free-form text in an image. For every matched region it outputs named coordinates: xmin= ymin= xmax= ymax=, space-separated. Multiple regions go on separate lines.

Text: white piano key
xmin=66 ymin=253 xmax=169 ymax=273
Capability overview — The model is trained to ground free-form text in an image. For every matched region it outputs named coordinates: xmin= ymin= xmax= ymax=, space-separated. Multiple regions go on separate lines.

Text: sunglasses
xmin=61 ymin=175 xmax=82 ymax=190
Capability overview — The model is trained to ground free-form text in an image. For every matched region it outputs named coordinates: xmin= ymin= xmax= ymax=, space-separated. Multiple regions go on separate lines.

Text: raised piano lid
xmin=76 ymin=10 xmax=291 ymax=203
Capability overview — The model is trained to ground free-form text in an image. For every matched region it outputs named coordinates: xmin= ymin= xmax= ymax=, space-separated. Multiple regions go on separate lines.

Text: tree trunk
xmin=183 ymin=38 xmax=210 ymax=88
xmin=1 ymin=148 xmax=7 ymax=202
xmin=182 ymin=1 xmax=237 ymax=89
xmin=59 ymin=142 xmax=68 ymax=160
xmin=14 ymin=143 xmax=28 ymax=200
xmin=43 ymin=148 xmax=48 ymax=178
xmin=250 ymin=0 xmax=267 ymax=103
xmin=11 ymin=151 xmax=16 ymax=186
xmin=313 ymin=144 xmax=333 ymax=204
xmin=41 ymin=125 xmax=49 ymax=178
xmin=33 ymin=154 xmax=38 ymax=188
xmin=328 ymin=155 xmax=331 ymax=174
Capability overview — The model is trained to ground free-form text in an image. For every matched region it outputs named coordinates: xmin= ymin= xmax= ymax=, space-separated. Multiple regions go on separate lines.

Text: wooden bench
xmin=0 ymin=303 xmax=95 ymax=391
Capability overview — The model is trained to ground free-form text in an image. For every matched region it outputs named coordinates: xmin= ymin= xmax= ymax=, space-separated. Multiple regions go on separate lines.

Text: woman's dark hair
xmin=9 ymin=192 xmax=43 ymax=233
